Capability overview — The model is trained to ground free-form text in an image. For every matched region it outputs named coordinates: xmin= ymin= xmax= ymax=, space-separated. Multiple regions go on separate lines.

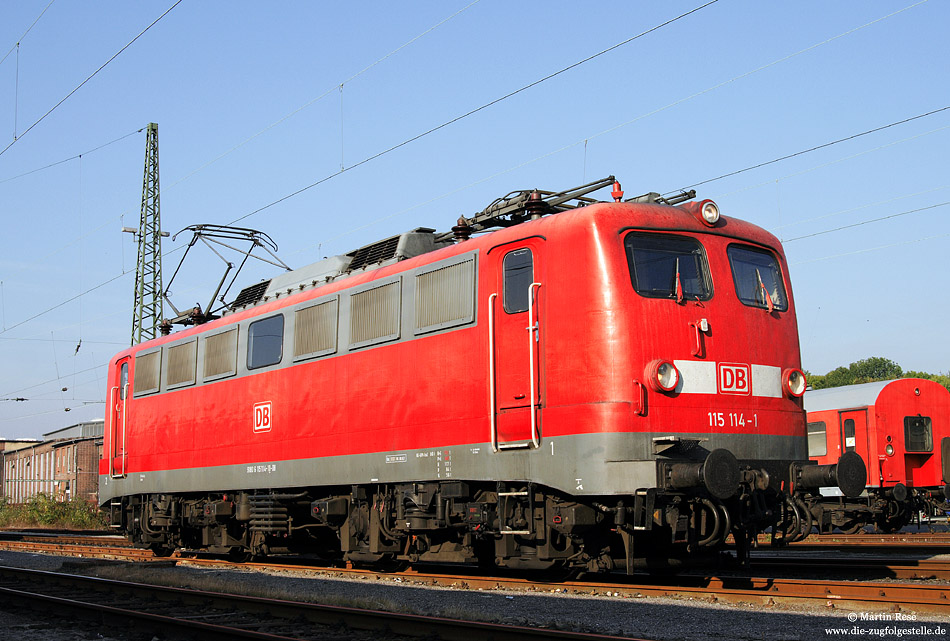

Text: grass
xmin=0 ymin=494 xmax=107 ymax=530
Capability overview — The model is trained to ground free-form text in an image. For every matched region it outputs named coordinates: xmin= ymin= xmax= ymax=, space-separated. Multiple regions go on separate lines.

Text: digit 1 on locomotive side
xmin=100 ymin=177 xmax=865 ymax=572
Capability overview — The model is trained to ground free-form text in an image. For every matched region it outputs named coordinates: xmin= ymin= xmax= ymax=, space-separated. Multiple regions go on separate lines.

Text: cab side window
xmin=119 ymin=362 xmax=129 ymax=401
xmin=503 ymin=248 xmax=533 ymax=313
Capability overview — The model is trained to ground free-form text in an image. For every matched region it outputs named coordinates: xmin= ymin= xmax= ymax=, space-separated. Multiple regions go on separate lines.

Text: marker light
xmin=647 ymin=360 xmax=679 ymax=392
xmin=885 ymin=444 xmax=895 ymax=456
xmin=699 ymin=200 xmax=720 ymax=226
xmin=783 ymin=368 xmax=807 ymax=397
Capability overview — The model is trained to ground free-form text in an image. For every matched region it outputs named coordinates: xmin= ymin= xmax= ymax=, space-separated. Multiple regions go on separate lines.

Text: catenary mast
xmin=130 ymin=122 xmax=164 ymax=345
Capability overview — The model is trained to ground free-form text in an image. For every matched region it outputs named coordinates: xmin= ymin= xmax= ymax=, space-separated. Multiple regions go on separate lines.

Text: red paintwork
xmin=809 ymin=378 xmax=950 ymax=489
xmin=101 ymin=200 xmax=806 ymax=480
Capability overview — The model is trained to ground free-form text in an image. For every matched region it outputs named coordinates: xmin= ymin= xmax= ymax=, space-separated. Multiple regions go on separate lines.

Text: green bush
xmin=0 ymin=494 xmax=107 ymax=529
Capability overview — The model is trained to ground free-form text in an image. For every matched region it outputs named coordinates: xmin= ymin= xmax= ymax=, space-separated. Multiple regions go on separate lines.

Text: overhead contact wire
xmin=677 ymin=106 xmax=949 ymax=194
xmin=228 ymin=0 xmax=720 ymax=225
xmin=167 ymin=0 xmax=483 ymax=190
xmin=311 ymin=2 xmax=934 ymax=251
xmin=0 ymin=0 xmax=56 ymax=67
xmin=783 ymin=202 xmax=950 ymax=242
xmin=0 ymin=0 xmax=182 ymax=157
xmin=0 ymin=127 xmax=144 ymax=185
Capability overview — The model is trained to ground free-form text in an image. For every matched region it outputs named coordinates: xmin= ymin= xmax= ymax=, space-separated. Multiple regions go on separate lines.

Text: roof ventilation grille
xmin=231 ymin=280 xmax=271 ymax=310
xmin=347 ymin=236 xmax=402 ymax=272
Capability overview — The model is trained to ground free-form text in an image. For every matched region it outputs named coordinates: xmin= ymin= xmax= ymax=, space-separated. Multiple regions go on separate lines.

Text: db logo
xmin=718 ymin=363 xmax=751 ymax=395
xmin=253 ymin=401 xmax=272 ymax=432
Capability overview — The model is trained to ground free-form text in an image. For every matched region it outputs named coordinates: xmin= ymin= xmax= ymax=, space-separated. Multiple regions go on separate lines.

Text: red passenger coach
xmin=101 ymin=177 xmax=864 ymax=572
xmin=805 ymin=378 xmax=950 ymax=532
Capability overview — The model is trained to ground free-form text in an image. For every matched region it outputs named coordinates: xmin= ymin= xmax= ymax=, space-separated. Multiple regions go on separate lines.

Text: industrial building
xmin=1 ymin=420 xmax=103 ymax=504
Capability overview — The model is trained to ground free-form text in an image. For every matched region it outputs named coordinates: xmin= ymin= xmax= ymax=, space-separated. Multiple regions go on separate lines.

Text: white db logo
xmin=718 ymin=363 xmax=751 ymax=396
xmin=253 ymin=401 xmax=272 ymax=433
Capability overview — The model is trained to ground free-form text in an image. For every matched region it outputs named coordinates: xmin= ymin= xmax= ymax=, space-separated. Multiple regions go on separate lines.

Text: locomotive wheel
xmin=228 ymin=547 xmax=253 ymax=563
xmin=374 ymin=555 xmax=410 ymax=573
xmin=148 ymin=543 xmax=176 ymax=558
xmin=531 ymin=561 xmax=584 ymax=582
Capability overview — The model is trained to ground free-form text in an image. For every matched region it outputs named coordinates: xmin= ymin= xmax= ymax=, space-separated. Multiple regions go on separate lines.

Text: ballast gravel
xmin=0 ymin=550 xmax=947 ymax=641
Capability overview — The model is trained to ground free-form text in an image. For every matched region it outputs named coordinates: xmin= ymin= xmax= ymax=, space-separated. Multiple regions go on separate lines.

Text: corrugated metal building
xmin=1 ymin=420 xmax=103 ymax=504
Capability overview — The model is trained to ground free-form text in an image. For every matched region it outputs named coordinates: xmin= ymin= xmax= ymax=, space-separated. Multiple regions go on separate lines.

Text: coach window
xmin=842 ymin=418 xmax=856 ymax=452
xmin=247 ymin=314 xmax=284 ymax=370
xmin=904 ymin=416 xmax=933 ymax=452
xmin=727 ymin=245 xmax=788 ymax=311
xmin=503 ymin=248 xmax=533 ymax=313
xmin=807 ymin=421 xmax=827 ymax=457
xmin=624 ymin=233 xmax=712 ymax=301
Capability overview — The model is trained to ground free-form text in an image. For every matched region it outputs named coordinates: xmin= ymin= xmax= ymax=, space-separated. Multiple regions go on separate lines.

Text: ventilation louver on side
xmin=347 ymin=236 xmax=401 ymax=272
xmin=231 ymin=280 xmax=271 ymax=310
xmin=166 ymin=340 xmax=196 ymax=387
xmin=204 ymin=328 xmax=238 ymax=378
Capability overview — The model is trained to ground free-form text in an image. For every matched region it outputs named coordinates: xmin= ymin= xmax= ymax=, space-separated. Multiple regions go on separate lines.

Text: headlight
xmin=647 ymin=360 xmax=679 ymax=392
xmin=699 ymin=200 xmax=720 ymax=225
xmin=783 ymin=368 xmax=806 ymax=397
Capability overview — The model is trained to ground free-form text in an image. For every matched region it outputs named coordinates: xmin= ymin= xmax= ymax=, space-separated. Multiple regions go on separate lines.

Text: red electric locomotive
xmin=805 ymin=378 xmax=950 ymax=532
xmin=100 ymin=176 xmax=864 ymax=572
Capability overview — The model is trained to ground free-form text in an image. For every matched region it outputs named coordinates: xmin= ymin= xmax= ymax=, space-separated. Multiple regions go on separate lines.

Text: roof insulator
xmin=611 ymin=181 xmax=624 ymax=202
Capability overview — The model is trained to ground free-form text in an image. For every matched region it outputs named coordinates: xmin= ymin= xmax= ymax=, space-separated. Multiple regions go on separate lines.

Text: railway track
xmin=186 ymin=559 xmax=945 ymax=615
xmin=0 ymin=535 xmax=155 ymax=561
xmin=2 ymin=533 xmax=949 ymax=619
xmin=752 ymin=530 xmax=950 ymax=549
xmin=0 ymin=565 xmax=635 ymax=641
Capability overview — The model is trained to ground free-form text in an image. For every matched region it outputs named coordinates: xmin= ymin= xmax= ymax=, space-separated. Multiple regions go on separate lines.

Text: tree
xmin=848 ymin=357 xmax=902 ymax=383
xmin=805 ymin=357 xmax=950 ymax=393
xmin=822 ymin=366 xmax=854 ymax=389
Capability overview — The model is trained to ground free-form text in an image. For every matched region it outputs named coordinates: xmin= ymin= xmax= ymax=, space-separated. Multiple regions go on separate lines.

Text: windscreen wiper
xmin=755 ymin=268 xmax=774 ymax=313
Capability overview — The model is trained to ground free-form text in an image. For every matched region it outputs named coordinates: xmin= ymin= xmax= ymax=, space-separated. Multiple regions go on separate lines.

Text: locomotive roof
xmin=224 ymin=197 xmax=783 ymax=316
xmin=130 ymin=178 xmax=787 ymax=353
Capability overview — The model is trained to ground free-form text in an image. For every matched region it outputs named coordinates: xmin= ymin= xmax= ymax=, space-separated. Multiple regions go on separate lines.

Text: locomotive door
xmin=488 ymin=241 xmax=545 ymax=450
xmin=109 ymin=356 xmax=131 ymax=478
xmin=839 ymin=409 xmax=871 ymax=486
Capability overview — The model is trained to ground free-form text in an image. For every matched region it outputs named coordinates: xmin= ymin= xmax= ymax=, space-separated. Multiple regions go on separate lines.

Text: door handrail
xmin=120 ymin=382 xmax=129 ymax=477
xmin=111 ymin=383 xmax=129 ymax=479
xmin=108 ymin=386 xmax=118 ymax=478
xmin=488 ymin=293 xmax=499 ymax=453
xmin=527 ymin=282 xmax=541 ymax=448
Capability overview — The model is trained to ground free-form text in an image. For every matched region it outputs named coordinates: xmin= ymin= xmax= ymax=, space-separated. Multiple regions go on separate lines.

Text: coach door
xmin=839 ymin=409 xmax=871 ymax=484
xmin=109 ymin=356 xmax=131 ymax=478
xmin=488 ymin=241 xmax=545 ymax=451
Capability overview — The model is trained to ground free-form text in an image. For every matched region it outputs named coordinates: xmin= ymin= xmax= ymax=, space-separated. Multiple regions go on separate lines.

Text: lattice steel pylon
xmin=130 ymin=122 xmax=164 ymax=345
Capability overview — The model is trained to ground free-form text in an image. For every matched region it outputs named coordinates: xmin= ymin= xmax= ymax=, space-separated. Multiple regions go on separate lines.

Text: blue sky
xmin=0 ymin=0 xmax=947 ymax=439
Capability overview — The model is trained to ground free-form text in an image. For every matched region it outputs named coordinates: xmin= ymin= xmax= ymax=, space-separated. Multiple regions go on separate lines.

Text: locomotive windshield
xmin=624 ymin=233 xmax=711 ymax=301
xmin=727 ymin=245 xmax=787 ymax=311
